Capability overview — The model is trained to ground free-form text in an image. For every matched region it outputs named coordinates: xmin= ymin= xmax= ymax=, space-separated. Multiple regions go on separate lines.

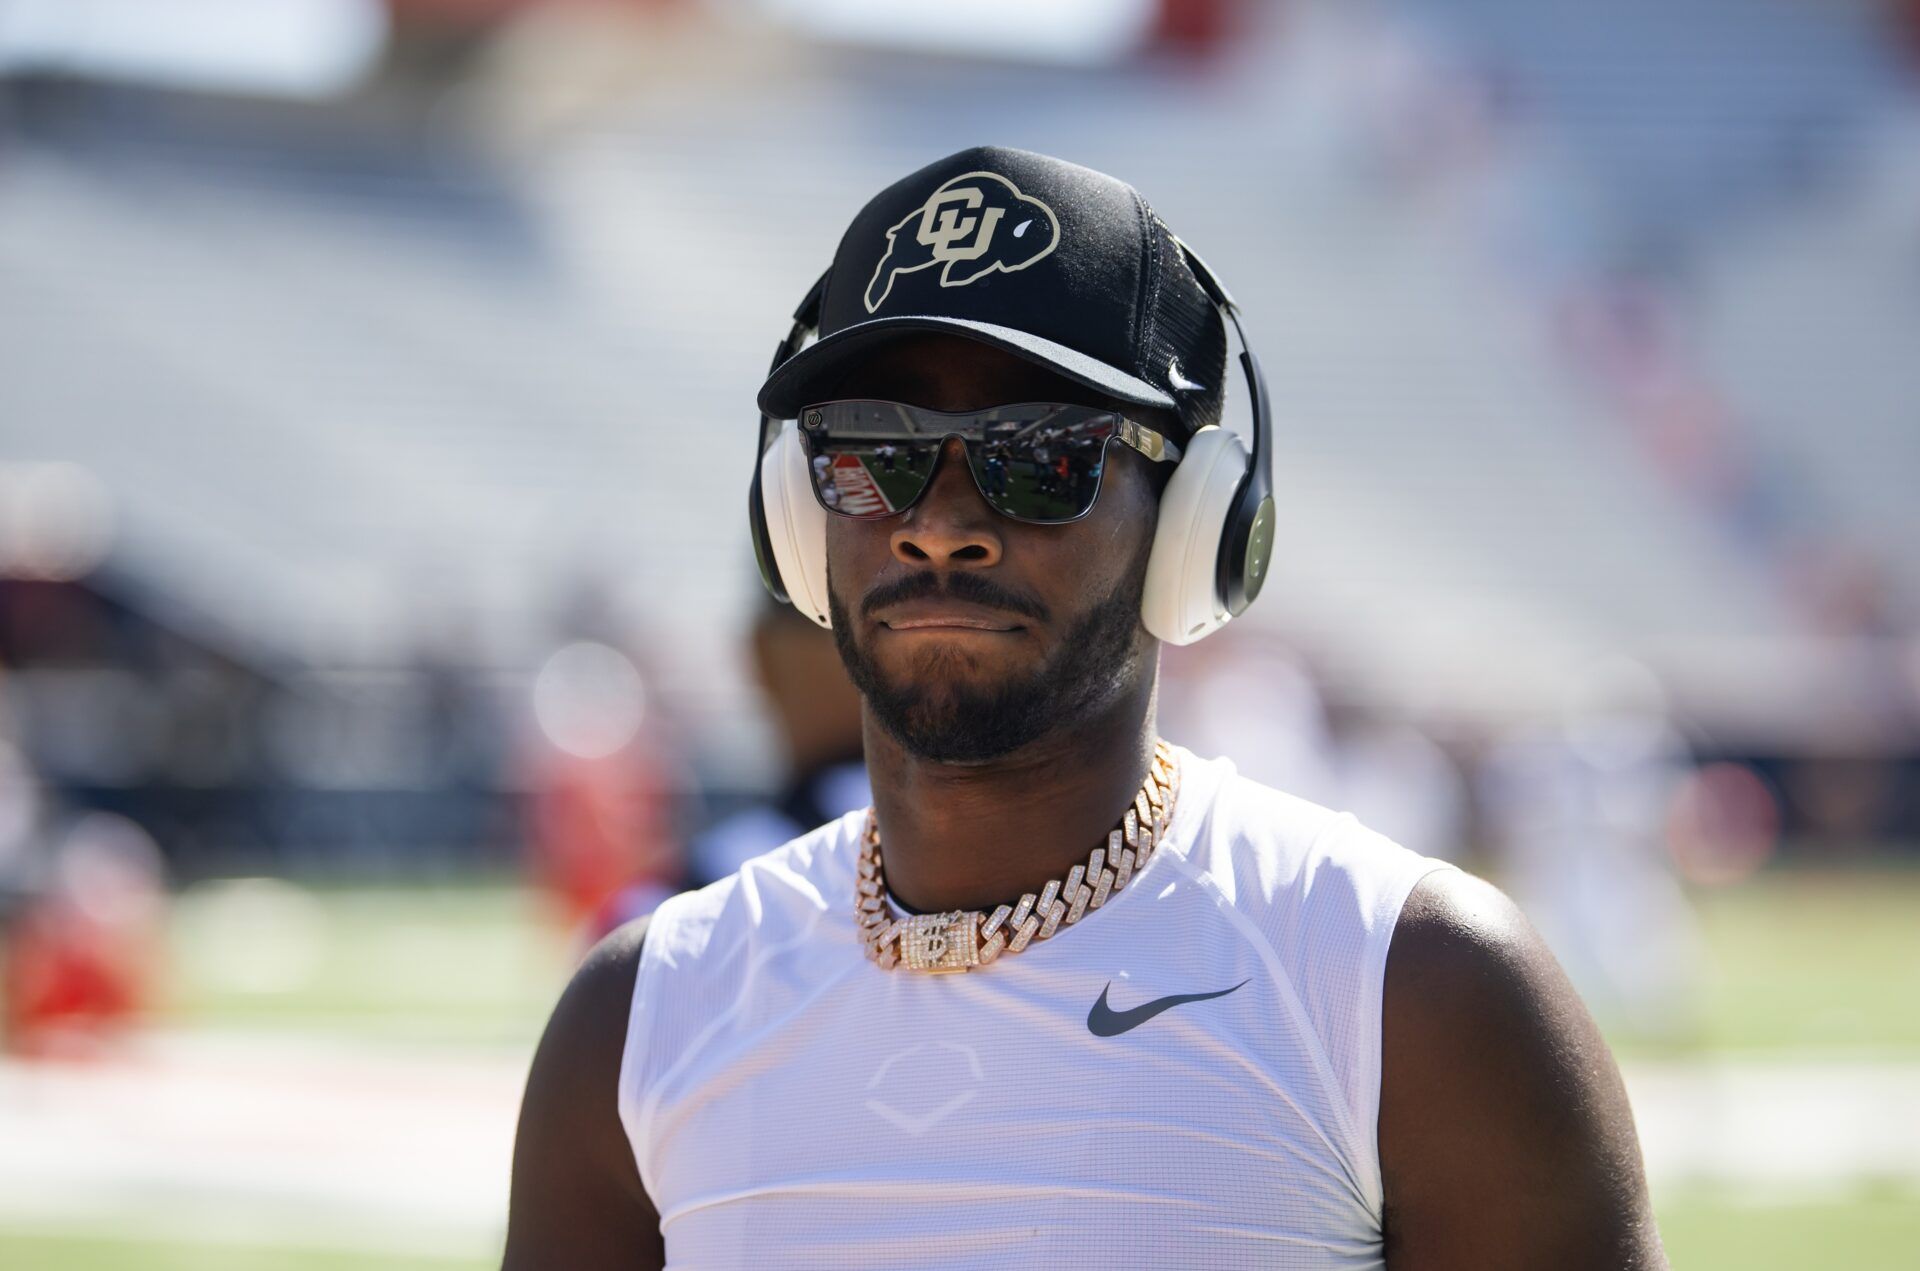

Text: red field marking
xmin=831 ymin=455 xmax=889 ymax=514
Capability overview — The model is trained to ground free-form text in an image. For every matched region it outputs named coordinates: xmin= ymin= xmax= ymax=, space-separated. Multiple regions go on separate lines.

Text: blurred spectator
xmin=1896 ymin=0 xmax=1920 ymax=71
xmin=1479 ymin=657 xmax=1704 ymax=1038
xmin=1162 ymin=630 xmax=1468 ymax=862
xmin=583 ymin=597 xmax=867 ymax=945
xmin=1323 ymin=700 xmax=1469 ymax=864
xmin=0 ymin=726 xmax=42 ymax=914
xmin=682 ymin=597 xmax=869 ymax=889
xmin=1160 ymin=631 xmax=1343 ymax=810
xmin=1 ymin=811 xmax=166 ymax=1059
xmin=524 ymin=637 xmax=683 ymax=931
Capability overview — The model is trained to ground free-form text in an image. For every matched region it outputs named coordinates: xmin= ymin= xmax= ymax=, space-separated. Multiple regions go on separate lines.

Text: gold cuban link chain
xmin=855 ymin=740 xmax=1180 ymax=973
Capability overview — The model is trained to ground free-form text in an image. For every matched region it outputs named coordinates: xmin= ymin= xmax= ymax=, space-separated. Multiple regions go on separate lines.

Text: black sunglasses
xmin=796 ymin=400 xmax=1182 ymax=525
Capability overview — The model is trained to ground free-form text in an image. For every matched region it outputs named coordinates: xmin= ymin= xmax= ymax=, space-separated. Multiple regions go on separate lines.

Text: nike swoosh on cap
xmin=1086 ymin=979 xmax=1250 ymax=1037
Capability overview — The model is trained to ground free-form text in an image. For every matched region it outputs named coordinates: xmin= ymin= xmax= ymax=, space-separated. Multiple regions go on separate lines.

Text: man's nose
xmin=891 ymin=437 xmax=1004 ymax=569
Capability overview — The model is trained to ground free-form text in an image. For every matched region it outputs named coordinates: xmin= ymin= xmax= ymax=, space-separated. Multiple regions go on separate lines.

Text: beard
xmin=829 ymin=563 xmax=1151 ymax=766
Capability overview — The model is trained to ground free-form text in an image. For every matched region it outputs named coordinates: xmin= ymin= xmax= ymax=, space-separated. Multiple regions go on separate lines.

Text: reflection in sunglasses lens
xmin=801 ymin=403 xmax=1115 ymax=524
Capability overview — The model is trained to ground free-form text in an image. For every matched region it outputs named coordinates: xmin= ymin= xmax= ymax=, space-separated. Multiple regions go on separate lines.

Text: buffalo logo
xmin=863 ymin=171 xmax=1061 ymax=313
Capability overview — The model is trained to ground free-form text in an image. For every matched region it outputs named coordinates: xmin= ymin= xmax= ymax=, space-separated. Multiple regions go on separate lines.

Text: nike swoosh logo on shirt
xmin=1086 ymin=979 xmax=1250 ymax=1037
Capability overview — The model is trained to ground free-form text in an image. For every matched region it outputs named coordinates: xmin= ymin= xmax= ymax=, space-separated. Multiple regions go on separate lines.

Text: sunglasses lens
xmin=800 ymin=402 xmax=1119 ymax=524
xmin=798 ymin=403 xmax=938 ymax=517
xmin=963 ymin=411 xmax=1114 ymax=523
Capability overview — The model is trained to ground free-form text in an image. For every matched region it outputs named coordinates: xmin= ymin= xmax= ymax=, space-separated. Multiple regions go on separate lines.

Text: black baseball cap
xmin=756 ymin=145 xmax=1226 ymax=439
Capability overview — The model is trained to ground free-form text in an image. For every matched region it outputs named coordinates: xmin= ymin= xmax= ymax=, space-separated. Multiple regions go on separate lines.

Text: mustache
xmin=860 ymin=570 xmax=1052 ymax=626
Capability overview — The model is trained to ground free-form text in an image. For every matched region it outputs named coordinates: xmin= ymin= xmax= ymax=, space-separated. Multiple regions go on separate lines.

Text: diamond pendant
xmin=899 ymin=910 xmax=982 ymax=973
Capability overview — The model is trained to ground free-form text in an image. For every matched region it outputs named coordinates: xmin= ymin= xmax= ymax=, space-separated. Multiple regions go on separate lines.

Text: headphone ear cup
xmin=759 ymin=425 xmax=834 ymax=629
xmin=1141 ymin=425 xmax=1250 ymax=645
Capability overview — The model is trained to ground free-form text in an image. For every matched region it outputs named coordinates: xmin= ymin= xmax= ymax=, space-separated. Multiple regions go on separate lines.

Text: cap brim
xmin=755 ymin=315 xmax=1176 ymax=419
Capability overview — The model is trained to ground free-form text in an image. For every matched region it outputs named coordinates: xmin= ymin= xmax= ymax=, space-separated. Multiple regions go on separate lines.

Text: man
xmin=810 ymin=449 xmax=840 ymax=509
xmin=1031 ymin=429 xmax=1054 ymax=495
xmin=981 ymin=445 xmax=1009 ymax=498
xmin=682 ymin=597 xmax=870 ymax=888
xmin=504 ymin=147 xmax=1665 ymax=1269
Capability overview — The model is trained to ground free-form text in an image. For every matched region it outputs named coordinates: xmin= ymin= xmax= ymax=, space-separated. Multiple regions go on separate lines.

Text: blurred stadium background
xmin=1 ymin=0 xmax=1918 ymax=1266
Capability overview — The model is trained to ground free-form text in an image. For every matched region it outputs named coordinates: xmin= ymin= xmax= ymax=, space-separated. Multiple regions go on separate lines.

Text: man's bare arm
xmin=1379 ymin=870 xmax=1666 ymax=1270
xmin=502 ymin=917 xmax=666 ymax=1271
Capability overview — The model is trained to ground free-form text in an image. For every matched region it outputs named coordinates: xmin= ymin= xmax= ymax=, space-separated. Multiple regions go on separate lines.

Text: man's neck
xmin=862 ymin=679 xmax=1159 ymax=915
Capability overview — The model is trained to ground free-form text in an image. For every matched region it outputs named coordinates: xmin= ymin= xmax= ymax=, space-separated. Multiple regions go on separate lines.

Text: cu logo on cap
xmin=864 ymin=171 xmax=1061 ymax=313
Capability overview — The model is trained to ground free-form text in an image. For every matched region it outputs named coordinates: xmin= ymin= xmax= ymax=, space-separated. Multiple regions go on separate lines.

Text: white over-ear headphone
xmin=750 ymin=241 xmax=1274 ymax=646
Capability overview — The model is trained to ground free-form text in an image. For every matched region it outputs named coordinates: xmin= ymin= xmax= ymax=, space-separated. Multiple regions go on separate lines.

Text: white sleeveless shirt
xmin=618 ymin=747 xmax=1454 ymax=1269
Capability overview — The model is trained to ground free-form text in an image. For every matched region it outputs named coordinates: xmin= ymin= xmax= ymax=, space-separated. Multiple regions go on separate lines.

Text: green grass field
xmin=160 ymin=877 xmax=569 ymax=1047
xmin=152 ymin=865 xmax=1920 ymax=1058
xmin=3 ymin=865 xmax=1916 ymax=1269
xmin=1646 ymin=868 xmax=1920 ymax=1056
xmin=0 ymin=1228 xmax=479 ymax=1271
xmin=1657 ymin=1183 xmax=1920 ymax=1271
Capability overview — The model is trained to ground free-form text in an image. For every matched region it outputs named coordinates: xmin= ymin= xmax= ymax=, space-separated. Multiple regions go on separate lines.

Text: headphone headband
xmin=1171 ymin=237 xmax=1275 ymax=616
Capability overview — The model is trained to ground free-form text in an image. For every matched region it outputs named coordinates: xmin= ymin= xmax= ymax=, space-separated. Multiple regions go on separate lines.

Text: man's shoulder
xmin=1176 ymin=748 xmax=1344 ymax=859
xmin=1202 ymin=755 xmax=1340 ymax=828
xmin=1378 ymin=870 xmax=1665 ymax=1266
xmin=560 ymin=911 xmax=655 ymax=1035
xmin=647 ymin=809 xmax=863 ymax=970
xmin=1184 ymin=750 xmax=1450 ymax=923
xmin=1192 ymin=750 xmax=1422 ymax=858
xmin=504 ymin=909 xmax=665 ymax=1269
xmin=1383 ymin=867 xmax=1615 ymax=1073
xmin=1384 ymin=869 xmax=1554 ymax=1025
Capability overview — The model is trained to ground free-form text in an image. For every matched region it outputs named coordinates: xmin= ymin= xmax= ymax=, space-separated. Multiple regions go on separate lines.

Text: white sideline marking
xmin=1 ymin=1035 xmax=1916 ymax=1256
